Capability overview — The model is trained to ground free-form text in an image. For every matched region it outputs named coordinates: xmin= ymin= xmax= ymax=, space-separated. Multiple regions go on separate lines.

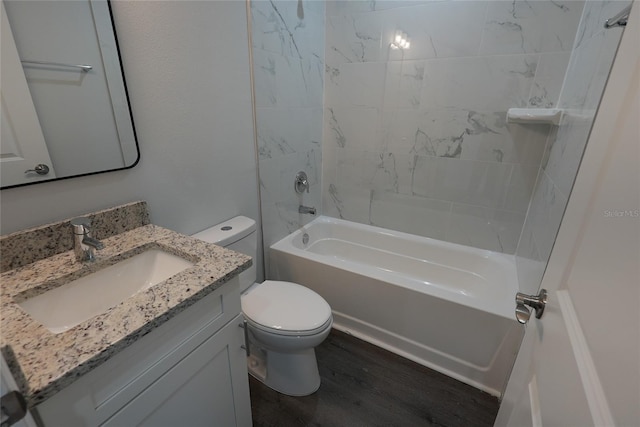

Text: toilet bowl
xmin=242 ymin=280 xmax=332 ymax=395
xmin=192 ymin=217 xmax=332 ymax=396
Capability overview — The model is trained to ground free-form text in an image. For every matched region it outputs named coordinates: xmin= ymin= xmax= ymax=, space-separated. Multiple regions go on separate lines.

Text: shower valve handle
xmin=294 ymin=171 xmax=310 ymax=194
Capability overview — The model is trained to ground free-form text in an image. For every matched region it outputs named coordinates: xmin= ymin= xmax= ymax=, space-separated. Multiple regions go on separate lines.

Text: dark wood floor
xmin=250 ymin=329 xmax=499 ymax=427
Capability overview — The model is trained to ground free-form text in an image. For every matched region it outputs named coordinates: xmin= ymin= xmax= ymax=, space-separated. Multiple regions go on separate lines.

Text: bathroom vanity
xmin=0 ymin=202 xmax=253 ymax=426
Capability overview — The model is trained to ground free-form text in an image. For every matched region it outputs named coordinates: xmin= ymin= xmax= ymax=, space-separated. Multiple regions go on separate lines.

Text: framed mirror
xmin=1 ymin=0 xmax=139 ymax=189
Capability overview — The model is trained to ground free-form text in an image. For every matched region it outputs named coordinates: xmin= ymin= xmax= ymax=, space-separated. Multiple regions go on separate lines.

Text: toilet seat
xmin=242 ymin=280 xmax=332 ymax=335
xmin=245 ymin=316 xmax=332 ymax=337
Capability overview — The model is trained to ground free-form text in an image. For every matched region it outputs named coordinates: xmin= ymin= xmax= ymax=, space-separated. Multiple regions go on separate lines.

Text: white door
xmin=495 ymin=4 xmax=639 ymax=426
xmin=0 ymin=1 xmax=56 ymax=187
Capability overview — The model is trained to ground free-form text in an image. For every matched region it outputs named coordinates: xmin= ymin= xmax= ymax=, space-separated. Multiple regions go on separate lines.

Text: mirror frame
xmin=1 ymin=1 xmax=139 ymax=190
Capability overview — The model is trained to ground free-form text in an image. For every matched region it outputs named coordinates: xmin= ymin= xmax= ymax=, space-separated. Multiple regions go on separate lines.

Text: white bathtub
xmin=270 ymin=216 xmax=523 ymax=397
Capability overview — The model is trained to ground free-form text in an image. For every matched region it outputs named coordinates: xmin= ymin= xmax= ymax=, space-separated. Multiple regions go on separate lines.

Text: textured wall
xmin=251 ymin=0 xmax=325 ymax=274
xmin=322 ymin=0 xmax=584 ymax=254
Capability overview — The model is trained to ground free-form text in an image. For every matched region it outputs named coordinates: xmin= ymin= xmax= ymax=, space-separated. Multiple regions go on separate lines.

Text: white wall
xmin=0 ymin=1 xmax=260 ymax=258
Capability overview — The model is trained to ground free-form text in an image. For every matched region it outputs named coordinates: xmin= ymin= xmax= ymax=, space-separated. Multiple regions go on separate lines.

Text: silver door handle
xmin=24 ymin=164 xmax=50 ymax=175
xmin=515 ymin=289 xmax=548 ymax=324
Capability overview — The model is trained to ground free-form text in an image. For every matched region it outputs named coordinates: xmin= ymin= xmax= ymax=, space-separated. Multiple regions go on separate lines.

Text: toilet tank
xmin=192 ymin=216 xmax=257 ymax=291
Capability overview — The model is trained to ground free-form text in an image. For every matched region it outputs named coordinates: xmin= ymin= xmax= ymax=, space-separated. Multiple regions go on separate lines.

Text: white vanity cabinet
xmin=34 ymin=277 xmax=252 ymax=427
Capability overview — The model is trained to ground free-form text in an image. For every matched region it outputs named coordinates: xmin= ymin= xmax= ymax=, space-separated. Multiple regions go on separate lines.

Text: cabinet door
xmin=102 ymin=314 xmax=251 ymax=427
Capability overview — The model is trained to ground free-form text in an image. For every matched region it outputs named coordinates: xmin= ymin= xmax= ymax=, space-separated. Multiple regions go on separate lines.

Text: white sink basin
xmin=18 ymin=249 xmax=194 ymax=334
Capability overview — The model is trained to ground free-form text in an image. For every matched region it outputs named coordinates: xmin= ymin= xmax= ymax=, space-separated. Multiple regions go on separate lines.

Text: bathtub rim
xmin=271 ymin=215 xmax=520 ymax=320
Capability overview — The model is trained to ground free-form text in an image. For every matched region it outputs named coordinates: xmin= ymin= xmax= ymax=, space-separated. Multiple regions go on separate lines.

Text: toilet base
xmin=247 ymin=347 xmax=321 ymax=396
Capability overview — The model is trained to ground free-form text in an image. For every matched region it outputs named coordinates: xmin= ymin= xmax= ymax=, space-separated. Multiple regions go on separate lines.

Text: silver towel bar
xmin=21 ymin=60 xmax=92 ymax=72
xmin=605 ymin=4 xmax=632 ymax=28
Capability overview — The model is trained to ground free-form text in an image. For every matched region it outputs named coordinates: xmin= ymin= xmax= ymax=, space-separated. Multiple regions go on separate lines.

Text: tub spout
xmin=299 ymin=205 xmax=316 ymax=215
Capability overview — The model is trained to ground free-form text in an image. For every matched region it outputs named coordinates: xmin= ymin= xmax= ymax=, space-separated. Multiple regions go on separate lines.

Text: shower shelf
xmin=506 ymin=108 xmax=563 ymax=125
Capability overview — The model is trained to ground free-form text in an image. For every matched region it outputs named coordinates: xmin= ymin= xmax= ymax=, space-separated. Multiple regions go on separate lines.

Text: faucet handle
xmin=70 ymin=217 xmax=92 ymax=234
xmin=294 ymin=171 xmax=310 ymax=194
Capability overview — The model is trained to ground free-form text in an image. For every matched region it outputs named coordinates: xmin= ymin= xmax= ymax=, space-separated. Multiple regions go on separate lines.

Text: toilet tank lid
xmin=192 ymin=216 xmax=256 ymax=246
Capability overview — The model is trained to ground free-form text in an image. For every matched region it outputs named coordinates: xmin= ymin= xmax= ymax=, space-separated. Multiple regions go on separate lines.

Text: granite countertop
xmin=0 ymin=224 xmax=251 ymax=407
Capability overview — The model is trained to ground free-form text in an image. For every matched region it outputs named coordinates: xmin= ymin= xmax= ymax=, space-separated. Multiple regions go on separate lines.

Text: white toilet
xmin=193 ymin=216 xmax=333 ymax=396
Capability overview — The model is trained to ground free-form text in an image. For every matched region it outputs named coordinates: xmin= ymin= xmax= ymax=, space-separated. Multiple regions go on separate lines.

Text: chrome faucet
xmin=298 ymin=205 xmax=316 ymax=215
xmin=71 ymin=217 xmax=104 ymax=262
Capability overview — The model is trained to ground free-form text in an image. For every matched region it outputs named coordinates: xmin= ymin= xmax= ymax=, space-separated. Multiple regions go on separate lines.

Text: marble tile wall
xmin=322 ymin=0 xmax=584 ymax=253
xmin=515 ymin=0 xmax=630 ymax=294
xmin=251 ymin=0 xmax=325 ymax=275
